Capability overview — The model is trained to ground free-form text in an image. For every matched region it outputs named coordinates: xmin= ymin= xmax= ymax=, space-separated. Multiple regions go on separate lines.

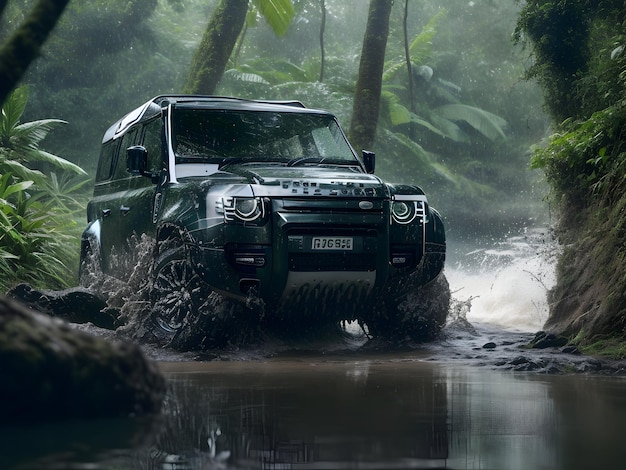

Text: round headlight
xmin=392 ymin=201 xmax=414 ymax=223
xmin=235 ymin=198 xmax=259 ymax=219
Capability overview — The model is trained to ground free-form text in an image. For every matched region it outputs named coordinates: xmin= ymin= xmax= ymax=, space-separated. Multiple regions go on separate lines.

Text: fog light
xmin=392 ymin=256 xmax=407 ymax=265
xmin=235 ymin=255 xmax=266 ymax=267
xmin=390 ymin=252 xmax=414 ymax=268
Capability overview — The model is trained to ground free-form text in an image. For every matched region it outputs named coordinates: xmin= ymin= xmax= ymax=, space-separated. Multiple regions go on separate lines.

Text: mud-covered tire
xmin=151 ymin=242 xmax=203 ymax=337
xmin=150 ymin=232 xmax=261 ymax=350
xmin=366 ymin=273 xmax=450 ymax=342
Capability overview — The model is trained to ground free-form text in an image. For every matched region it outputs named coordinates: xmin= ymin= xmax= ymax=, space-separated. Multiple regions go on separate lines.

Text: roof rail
xmin=152 ymin=95 xmax=306 ymax=108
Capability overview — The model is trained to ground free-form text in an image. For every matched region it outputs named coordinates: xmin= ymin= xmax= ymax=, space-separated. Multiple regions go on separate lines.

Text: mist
xmin=0 ymin=0 xmax=556 ymax=331
xmin=12 ymin=0 xmax=549 ymax=238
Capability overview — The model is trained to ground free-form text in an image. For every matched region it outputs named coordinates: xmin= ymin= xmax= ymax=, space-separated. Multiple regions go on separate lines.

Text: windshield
xmin=172 ymin=108 xmax=358 ymax=166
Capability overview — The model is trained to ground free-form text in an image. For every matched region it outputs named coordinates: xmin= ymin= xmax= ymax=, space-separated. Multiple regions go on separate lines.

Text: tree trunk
xmin=0 ymin=0 xmax=70 ymax=106
xmin=319 ymin=0 xmax=326 ymax=82
xmin=183 ymin=0 xmax=249 ymax=95
xmin=348 ymin=0 xmax=393 ymax=153
xmin=404 ymin=0 xmax=415 ymax=114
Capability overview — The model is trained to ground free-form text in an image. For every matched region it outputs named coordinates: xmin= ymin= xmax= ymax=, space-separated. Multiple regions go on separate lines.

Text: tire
xmin=151 ymin=242 xmax=202 ymax=336
xmin=150 ymin=232 xmax=261 ymax=350
xmin=366 ymin=273 xmax=450 ymax=343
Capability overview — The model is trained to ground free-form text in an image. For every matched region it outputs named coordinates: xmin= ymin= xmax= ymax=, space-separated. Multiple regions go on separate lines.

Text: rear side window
xmin=113 ymin=128 xmax=138 ymax=179
xmin=95 ymin=141 xmax=118 ymax=182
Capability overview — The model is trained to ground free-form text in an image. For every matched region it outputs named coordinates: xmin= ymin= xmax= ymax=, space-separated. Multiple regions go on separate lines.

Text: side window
xmin=142 ymin=118 xmax=163 ymax=173
xmin=113 ymin=128 xmax=138 ymax=179
xmin=95 ymin=141 xmax=118 ymax=182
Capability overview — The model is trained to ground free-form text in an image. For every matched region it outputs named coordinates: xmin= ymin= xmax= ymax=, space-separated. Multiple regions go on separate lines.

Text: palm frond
xmin=11 ymin=119 xmax=67 ymax=149
xmin=383 ymin=10 xmax=446 ymax=83
xmin=434 ymin=104 xmax=507 ymax=141
xmin=27 ymin=149 xmax=88 ymax=175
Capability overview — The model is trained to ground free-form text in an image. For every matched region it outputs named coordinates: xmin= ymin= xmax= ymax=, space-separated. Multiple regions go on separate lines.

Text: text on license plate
xmin=312 ymin=237 xmax=353 ymax=250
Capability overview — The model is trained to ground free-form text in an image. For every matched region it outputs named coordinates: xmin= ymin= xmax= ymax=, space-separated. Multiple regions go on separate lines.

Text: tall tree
xmin=183 ymin=0 xmax=248 ymax=94
xmin=184 ymin=0 xmax=295 ymax=95
xmin=0 ymin=0 xmax=70 ymax=105
xmin=403 ymin=0 xmax=414 ymax=114
xmin=319 ymin=0 xmax=326 ymax=82
xmin=349 ymin=0 xmax=393 ymax=153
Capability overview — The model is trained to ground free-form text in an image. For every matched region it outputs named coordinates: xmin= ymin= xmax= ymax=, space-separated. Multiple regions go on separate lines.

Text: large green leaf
xmin=3 ymin=180 xmax=34 ymax=198
xmin=389 ymin=102 xmax=411 ymax=126
xmin=434 ymin=104 xmax=507 ymax=141
xmin=27 ymin=150 xmax=88 ymax=176
xmin=0 ymin=86 xmax=29 ymax=142
xmin=251 ymin=0 xmax=295 ymax=37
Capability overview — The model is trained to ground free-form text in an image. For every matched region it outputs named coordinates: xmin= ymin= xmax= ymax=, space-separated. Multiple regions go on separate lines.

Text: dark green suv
xmin=81 ymin=95 xmax=447 ymax=344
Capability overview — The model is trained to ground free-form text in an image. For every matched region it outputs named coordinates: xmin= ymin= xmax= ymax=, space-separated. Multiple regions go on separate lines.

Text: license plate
xmin=312 ymin=237 xmax=353 ymax=250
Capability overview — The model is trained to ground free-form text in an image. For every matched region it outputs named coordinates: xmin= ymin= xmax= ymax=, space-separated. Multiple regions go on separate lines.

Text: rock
xmin=6 ymin=283 xmax=117 ymax=329
xmin=528 ymin=331 xmax=568 ymax=349
xmin=562 ymin=345 xmax=581 ymax=355
xmin=509 ymin=356 xmax=530 ymax=366
xmin=482 ymin=342 xmax=497 ymax=349
xmin=0 ymin=296 xmax=165 ymax=423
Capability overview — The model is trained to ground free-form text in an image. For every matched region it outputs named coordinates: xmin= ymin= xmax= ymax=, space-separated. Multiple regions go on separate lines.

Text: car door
xmin=117 ymin=117 xmax=165 ymax=246
xmin=93 ymin=128 xmax=140 ymax=276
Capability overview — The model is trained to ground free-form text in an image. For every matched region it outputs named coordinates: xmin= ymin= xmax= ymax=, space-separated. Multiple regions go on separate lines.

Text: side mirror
xmin=362 ymin=150 xmax=375 ymax=174
xmin=127 ymin=145 xmax=149 ymax=176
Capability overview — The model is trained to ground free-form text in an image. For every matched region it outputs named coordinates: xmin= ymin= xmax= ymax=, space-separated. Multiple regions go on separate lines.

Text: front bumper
xmin=190 ymin=198 xmax=444 ymax=318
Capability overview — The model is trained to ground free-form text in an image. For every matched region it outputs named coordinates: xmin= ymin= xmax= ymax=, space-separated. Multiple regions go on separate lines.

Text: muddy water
xmin=4 ymin=355 xmax=626 ymax=469
xmin=5 ymin=228 xmax=626 ymax=469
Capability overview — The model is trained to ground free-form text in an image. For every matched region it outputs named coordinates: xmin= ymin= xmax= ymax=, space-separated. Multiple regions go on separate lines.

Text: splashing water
xmin=446 ymin=227 xmax=558 ymax=332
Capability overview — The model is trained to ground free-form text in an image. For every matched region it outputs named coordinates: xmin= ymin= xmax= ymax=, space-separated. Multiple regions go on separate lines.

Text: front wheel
xmin=151 ymin=242 xmax=202 ymax=336
xmin=366 ymin=273 xmax=450 ymax=343
xmin=149 ymin=232 xmax=262 ymax=350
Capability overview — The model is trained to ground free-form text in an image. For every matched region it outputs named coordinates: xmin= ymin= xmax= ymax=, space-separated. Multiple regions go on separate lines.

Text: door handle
xmin=101 ymin=209 xmax=111 ymax=218
xmin=120 ymin=205 xmax=131 ymax=215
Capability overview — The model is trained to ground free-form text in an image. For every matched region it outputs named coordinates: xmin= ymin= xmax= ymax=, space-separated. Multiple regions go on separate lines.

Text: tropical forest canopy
xmin=2 ymin=0 xmax=549 ymax=240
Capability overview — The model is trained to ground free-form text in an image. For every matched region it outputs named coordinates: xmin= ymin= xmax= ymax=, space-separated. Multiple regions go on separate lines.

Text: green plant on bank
xmin=577 ymin=334 xmax=626 ymax=360
xmin=0 ymin=87 xmax=89 ymax=292
xmin=530 ymin=104 xmax=626 ymax=198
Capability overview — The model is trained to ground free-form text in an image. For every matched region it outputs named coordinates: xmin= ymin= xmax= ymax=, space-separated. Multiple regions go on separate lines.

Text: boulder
xmin=6 ymin=283 xmax=117 ymax=329
xmin=0 ymin=296 xmax=165 ymax=423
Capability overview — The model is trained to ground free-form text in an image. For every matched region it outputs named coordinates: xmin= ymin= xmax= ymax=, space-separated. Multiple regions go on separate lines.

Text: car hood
xmin=228 ymin=164 xmax=389 ymax=198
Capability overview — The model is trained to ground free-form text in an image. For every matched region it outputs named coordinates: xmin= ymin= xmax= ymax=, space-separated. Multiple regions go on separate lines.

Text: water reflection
xmin=4 ymin=358 xmax=626 ymax=469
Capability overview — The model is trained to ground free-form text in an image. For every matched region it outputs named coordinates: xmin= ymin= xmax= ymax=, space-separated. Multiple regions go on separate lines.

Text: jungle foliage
xmin=0 ymin=87 xmax=88 ymax=291
xmin=516 ymin=0 xmax=626 ymax=345
xmin=8 ymin=0 xmax=548 ymax=247
xmin=518 ymin=0 xmax=626 ymax=201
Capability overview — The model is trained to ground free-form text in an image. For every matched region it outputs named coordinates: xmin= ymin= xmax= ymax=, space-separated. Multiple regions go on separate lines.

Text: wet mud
xmin=71 ymin=297 xmax=626 ymax=377
xmin=65 ymin=227 xmax=626 ymax=374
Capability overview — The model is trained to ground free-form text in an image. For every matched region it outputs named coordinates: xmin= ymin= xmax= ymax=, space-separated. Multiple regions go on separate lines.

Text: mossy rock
xmin=0 ymin=297 xmax=165 ymax=423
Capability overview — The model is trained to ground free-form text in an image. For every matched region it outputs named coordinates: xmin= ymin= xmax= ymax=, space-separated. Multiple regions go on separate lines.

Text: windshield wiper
xmin=218 ymin=157 xmax=247 ymax=170
xmin=219 ymin=156 xmax=292 ymax=169
xmin=287 ymin=157 xmax=326 ymax=167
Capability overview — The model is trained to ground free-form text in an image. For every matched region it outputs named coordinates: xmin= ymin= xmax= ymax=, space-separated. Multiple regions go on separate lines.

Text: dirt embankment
xmin=546 ymin=175 xmax=626 ymax=351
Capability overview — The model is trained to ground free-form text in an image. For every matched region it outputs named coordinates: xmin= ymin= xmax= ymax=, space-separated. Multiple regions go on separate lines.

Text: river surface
xmin=4 ymin=228 xmax=626 ymax=469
